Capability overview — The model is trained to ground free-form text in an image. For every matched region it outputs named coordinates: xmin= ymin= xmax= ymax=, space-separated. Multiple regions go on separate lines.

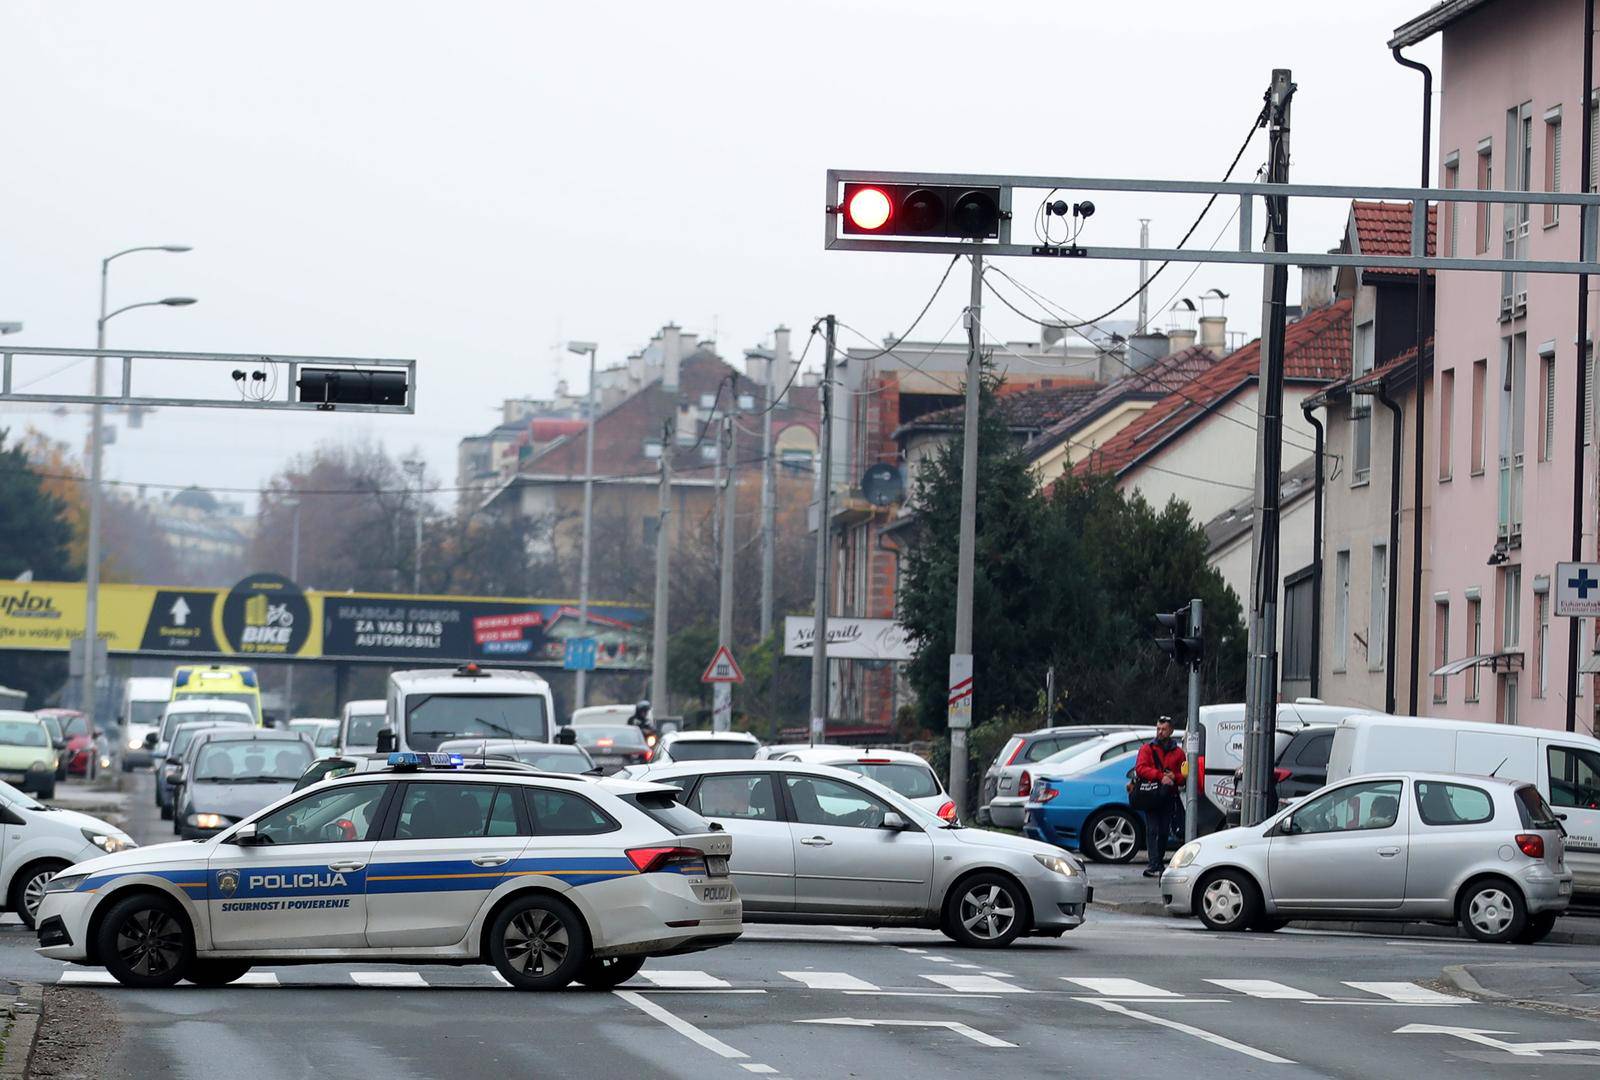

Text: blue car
xmin=1023 ymin=751 xmax=1155 ymax=864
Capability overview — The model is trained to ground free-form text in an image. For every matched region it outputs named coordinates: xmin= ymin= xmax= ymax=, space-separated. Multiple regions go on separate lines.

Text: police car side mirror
xmin=232 ymin=822 xmax=263 ymax=846
xmin=556 ymin=728 xmax=577 ymax=746
xmin=376 ymin=729 xmax=397 ymax=753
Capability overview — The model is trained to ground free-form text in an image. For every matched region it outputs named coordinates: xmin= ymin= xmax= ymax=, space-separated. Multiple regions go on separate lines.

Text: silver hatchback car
xmin=1162 ymin=771 xmax=1572 ymax=943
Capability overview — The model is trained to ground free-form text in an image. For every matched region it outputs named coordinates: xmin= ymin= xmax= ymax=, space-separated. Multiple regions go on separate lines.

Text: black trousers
xmin=1143 ymin=799 xmax=1175 ymax=871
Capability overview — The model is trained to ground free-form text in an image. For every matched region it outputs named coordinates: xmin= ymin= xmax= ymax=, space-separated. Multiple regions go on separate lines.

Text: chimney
xmin=680 ymin=332 xmax=699 ymax=358
xmin=1198 ymin=315 xmax=1227 ymax=354
xmin=774 ymin=325 xmax=792 ymax=389
xmin=1299 ymin=265 xmax=1335 ymax=310
xmin=744 ymin=347 xmax=772 ymax=383
xmin=662 ymin=324 xmax=681 ymax=392
xmin=1127 ymin=331 xmax=1168 ymax=371
xmin=1167 ymin=328 xmax=1197 ymax=354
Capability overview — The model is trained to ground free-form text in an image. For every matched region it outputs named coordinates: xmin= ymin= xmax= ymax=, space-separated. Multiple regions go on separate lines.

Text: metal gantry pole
xmin=1241 ymin=70 xmax=1294 ymax=828
xmin=947 ymin=252 xmax=984 ymax=822
xmin=760 ymin=349 xmax=777 ymax=642
xmin=715 ymin=382 xmax=739 ymax=732
xmin=575 ymin=345 xmax=597 ymax=710
xmin=809 ymin=318 xmax=836 ymax=745
xmin=83 ymin=268 xmax=109 ymax=727
xmin=285 ymin=499 xmax=302 ymax=715
xmin=651 ymin=419 xmax=673 ymax=717
xmin=1184 ymin=598 xmax=1203 ymax=843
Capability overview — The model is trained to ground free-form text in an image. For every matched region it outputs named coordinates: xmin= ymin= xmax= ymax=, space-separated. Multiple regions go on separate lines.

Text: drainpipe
xmin=1568 ymin=0 xmax=1596 ymax=734
xmin=1376 ymin=383 xmax=1405 ymax=714
xmin=1301 ymin=400 xmax=1325 ymax=699
xmin=1392 ymin=45 xmax=1433 ymax=717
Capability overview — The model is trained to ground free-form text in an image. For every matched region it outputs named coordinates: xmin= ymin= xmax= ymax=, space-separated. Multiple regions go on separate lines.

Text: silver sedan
xmin=642 ymin=760 xmax=1090 ymax=947
xmin=1162 ymin=771 xmax=1572 ymax=943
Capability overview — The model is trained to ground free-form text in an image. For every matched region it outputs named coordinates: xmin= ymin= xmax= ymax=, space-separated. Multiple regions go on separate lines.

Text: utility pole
xmin=759 ymin=340 xmax=779 ymax=641
xmin=809 ymin=317 xmax=836 ymax=745
xmin=715 ymin=378 xmax=739 ymax=732
xmin=1184 ymin=598 xmax=1204 ymax=843
xmin=570 ymin=341 xmax=599 ymax=710
xmin=284 ymin=498 xmax=302 ymax=716
xmin=402 ymin=458 xmax=425 ymax=594
xmin=1240 ymin=69 xmax=1294 ymax=828
xmin=947 ymin=252 xmax=984 ymax=822
xmin=1137 ymin=219 xmax=1152 ymax=333
xmin=1568 ymin=0 xmax=1596 ymax=733
xmin=651 ymin=418 xmax=672 ymax=717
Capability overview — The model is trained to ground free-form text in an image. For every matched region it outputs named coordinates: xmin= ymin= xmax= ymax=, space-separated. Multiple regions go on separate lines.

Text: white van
xmin=1327 ymin=713 xmax=1600 ymax=895
xmin=382 ymin=664 xmax=560 ymax=753
xmin=337 ymin=699 xmax=387 ymax=755
xmin=119 ymin=676 xmax=172 ymax=770
xmin=1198 ymin=700 xmax=1375 ymax=824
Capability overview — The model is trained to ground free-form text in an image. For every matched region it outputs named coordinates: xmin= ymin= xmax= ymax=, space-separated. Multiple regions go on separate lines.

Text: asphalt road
xmin=6 ymin=771 xmax=1600 ymax=1079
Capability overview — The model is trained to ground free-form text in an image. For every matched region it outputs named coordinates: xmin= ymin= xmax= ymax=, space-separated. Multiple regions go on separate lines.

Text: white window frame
xmin=1351 ymin=322 xmax=1375 ymax=485
xmin=1334 ymin=549 xmax=1351 ymax=673
xmin=1370 ymin=544 xmax=1389 ymax=672
xmin=1503 ymin=565 xmax=1522 ymax=649
xmin=1467 ymin=594 xmax=1483 ymax=703
xmin=1536 ymin=587 xmax=1550 ymax=698
xmin=1544 ymin=105 xmax=1563 ymax=229
xmin=1434 ymin=596 xmax=1451 ymax=705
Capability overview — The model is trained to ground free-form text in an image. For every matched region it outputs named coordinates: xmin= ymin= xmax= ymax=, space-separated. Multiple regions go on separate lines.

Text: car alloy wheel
xmin=1089 ymin=811 xmax=1139 ymax=862
xmin=21 ymin=871 xmax=53 ymax=926
xmin=504 ymin=908 xmax=570 ymax=976
xmin=959 ymin=883 xmax=1017 ymax=942
xmin=116 ymin=908 xmax=186 ymax=978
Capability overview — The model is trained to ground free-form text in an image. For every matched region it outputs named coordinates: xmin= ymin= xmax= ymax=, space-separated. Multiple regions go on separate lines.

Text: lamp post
xmin=283 ymin=496 xmax=302 ymax=716
xmin=402 ymin=459 xmax=426 ymax=594
xmin=81 ymin=244 xmax=193 ymax=729
xmin=568 ymin=341 xmax=599 ymax=709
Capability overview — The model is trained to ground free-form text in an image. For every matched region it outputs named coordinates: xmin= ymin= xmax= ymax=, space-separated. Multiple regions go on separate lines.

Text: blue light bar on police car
xmin=386 ymin=752 xmax=466 ymax=769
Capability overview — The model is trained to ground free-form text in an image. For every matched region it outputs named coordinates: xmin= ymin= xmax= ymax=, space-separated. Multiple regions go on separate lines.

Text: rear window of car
xmin=619 ymin=790 xmax=712 ymax=835
xmin=1294 ymin=732 xmax=1333 ymax=768
xmin=577 ymin=725 xmax=648 ymax=751
xmin=994 ymin=737 xmax=1025 ymax=767
xmin=1024 ymin=738 xmax=1064 ymax=762
xmin=1516 ymin=785 xmax=1562 ymax=830
xmin=668 ymin=739 xmax=759 ymax=761
xmin=1414 ymin=781 xmax=1495 ymax=826
xmin=839 ymin=761 xmax=940 ymax=799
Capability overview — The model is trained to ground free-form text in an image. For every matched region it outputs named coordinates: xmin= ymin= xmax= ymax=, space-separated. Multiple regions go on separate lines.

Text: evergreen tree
xmin=0 ymin=429 xmax=79 ymax=705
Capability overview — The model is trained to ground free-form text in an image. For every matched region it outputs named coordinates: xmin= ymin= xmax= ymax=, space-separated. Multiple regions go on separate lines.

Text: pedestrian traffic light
xmin=1155 ymin=607 xmax=1203 ymax=667
xmin=840 ymin=183 xmax=1003 ymax=239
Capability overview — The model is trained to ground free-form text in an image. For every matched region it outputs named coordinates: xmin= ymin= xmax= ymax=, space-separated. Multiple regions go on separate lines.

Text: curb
xmin=1441 ymin=962 xmax=1600 ymax=1022
xmin=1 ymin=983 xmax=43 ymax=1079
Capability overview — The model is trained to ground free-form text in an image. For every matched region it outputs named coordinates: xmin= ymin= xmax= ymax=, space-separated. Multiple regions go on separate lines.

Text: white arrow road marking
xmin=1396 ymin=1023 xmax=1600 ymax=1057
xmin=1080 ymin=1000 xmax=1295 ymax=1064
xmin=1344 ymin=982 xmax=1461 ymax=1004
xmin=170 ymin=597 xmax=190 ymax=625
xmin=617 ymin=990 xmax=748 ymax=1059
xmin=799 ymin=1017 xmax=1016 ymax=1048
xmin=781 ymin=971 xmax=878 ymax=991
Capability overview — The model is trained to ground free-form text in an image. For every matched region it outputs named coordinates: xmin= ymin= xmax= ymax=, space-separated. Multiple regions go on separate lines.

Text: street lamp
xmin=80 ymin=245 xmax=194 ymax=731
xmin=282 ymin=496 xmax=302 ymax=715
xmin=402 ymin=459 xmax=426 ymax=594
xmin=567 ymin=340 xmax=599 ymax=710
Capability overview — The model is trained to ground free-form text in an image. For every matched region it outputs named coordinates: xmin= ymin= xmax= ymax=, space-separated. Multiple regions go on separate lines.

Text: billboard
xmin=0 ymin=578 xmax=649 ymax=669
xmin=783 ymin=616 xmax=913 ymax=661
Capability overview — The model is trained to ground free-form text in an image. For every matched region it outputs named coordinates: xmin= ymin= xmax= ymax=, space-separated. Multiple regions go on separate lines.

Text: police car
xmin=35 ymin=753 xmax=741 ymax=990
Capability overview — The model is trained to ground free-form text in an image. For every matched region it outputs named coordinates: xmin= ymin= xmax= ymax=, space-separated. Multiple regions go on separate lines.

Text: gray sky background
xmin=0 ymin=0 xmax=1440 ymax=509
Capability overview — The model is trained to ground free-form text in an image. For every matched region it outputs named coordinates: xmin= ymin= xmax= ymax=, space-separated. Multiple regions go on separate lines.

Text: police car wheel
xmin=97 ymin=893 xmax=194 ymax=988
xmin=186 ymin=960 xmax=253 ymax=987
xmin=488 ymin=894 xmax=587 ymax=990
xmin=573 ymin=955 xmax=645 ymax=990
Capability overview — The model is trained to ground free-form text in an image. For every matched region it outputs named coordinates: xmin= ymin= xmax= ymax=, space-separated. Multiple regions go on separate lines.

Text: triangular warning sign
xmin=700 ymin=645 xmax=745 ymax=684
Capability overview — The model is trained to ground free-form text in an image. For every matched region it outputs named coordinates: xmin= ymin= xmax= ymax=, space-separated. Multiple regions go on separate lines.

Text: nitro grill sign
xmin=783 ymin=616 xmax=913 ymax=661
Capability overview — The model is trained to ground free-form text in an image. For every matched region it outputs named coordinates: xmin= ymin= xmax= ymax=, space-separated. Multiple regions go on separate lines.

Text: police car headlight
xmin=188 ymin=813 xmax=227 ymax=830
xmin=1034 ymin=853 xmax=1082 ymax=877
xmin=82 ymin=828 xmax=136 ymax=853
xmin=1170 ymin=842 xmax=1202 ymax=870
xmin=43 ymin=872 xmax=87 ymax=895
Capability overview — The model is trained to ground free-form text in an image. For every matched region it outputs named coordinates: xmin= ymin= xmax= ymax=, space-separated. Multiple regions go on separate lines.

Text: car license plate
xmin=707 ymin=855 xmax=729 ymax=877
xmin=701 ymin=884 xmax=732 ymax=902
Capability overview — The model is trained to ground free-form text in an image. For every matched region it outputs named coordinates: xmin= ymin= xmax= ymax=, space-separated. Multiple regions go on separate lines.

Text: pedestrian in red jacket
xmin=1136 ymin=717 xmax=1186 ymax=877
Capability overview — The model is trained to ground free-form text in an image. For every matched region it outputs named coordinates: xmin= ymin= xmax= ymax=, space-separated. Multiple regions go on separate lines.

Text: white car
xmin=37 ymin=755 xmax=741 ymax=989
xmin=338 ymin=699 xmax=387 ymax=755
xmin=287 ymin=719 xmax=342 ymax=759
xmin=0 ymin=779 xmax=135 ymax=928
xmin=772 ymin=747 xmax=956 ymax=822
xmin=648 ymin=731 xmax=762 ymax=767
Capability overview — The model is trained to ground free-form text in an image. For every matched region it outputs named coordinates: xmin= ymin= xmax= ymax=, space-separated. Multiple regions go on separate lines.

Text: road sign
xmin=1556 ymin=562 xmax=1600 ymax=617
xmin=563 ymin=637 xmax=597 ymax=671
xmin=947 ymin=653 xmax=973 ymax=730
xmin=701 ymin=645 xmax=744 ymax=684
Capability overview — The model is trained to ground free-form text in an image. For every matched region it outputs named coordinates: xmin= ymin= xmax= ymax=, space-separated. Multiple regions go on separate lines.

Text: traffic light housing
xmin=296 ymin=368 xmax=410 ymax=409
xmin=841 ymin=183 xmax=1002 ymax=239
xmin=1155 ymin=607 xmax=1203 ymax=667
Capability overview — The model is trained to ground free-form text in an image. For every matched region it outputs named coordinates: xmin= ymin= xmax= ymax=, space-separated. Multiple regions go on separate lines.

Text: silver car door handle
xmin=471 ymin=855 xmax=510 ymax=867
xmin=327 ymin=861 xmax=366 ymax=872
xmin=799 ymin=836 xmax=833 ymax=847
xmin=1376 ymin=847 xmax=1402 ymax=857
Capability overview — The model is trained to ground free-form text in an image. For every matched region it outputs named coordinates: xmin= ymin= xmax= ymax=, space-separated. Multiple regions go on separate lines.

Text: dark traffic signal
xmin=1155 ymin=607 xmax=1203 ymax=667
xmin=841 ymin=183 xmax=1002 ymax=239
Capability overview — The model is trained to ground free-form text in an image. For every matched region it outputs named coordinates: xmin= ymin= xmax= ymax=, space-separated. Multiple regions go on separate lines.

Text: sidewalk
xmin=1444 ymin=962 xmax=1600 ymax=1019
xmin=1091 ymin=862 xmax=1600 ymax=946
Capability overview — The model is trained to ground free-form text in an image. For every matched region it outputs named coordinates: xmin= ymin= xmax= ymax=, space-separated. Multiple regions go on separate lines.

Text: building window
xmin=1503 ymin=565 xmax=1522 ymax=649
xmin=1351 ymin=322 xmax=1375 ymax=485
xmin=1498 ymin=334 xmax=1526 ymax=544
xmin=1444 ymin=155 xmax=1460 ymax=256
xmin=1475 ymin=140 xmax=1493 ymax=255
xmin=1544 ymin=107 xmax=1563 ymax=228
xmin=1334 ymin=550 xmax=1350 ymax=673
xmin=1536 ymin=589 xmax=1550 ymax=698
xmin=1282 ymin=568 xmax=1314 ymax=683
xmin=1370 ymin=544 xmax=1389 ymax=672
xmin=1434 ymin=598 xmax=1451 ymax=704
xmin=1540 ymin=347 xmax=1557 ymax=462
xmin=1467 ymin=596 xmax=1483 ymax=703
xmin=1440 ymin=368 xmax=1455 ymax=481
xmin=1470 ymin=358 xmax=1488 ymax=474
xmin=1504 ymin=672 xmax=1521 ymax=725
xmin=1502 ymin=103 xmax=1532 ymax=316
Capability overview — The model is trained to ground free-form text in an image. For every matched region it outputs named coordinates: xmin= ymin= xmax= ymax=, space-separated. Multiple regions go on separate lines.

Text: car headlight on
xmin=1170 ymin=841 xmax=1202 ymax=870
xmin=43 ymin=872 xmax=87 ymax=895
xmin=82 ymin=828 xmax=137 ymax=853
xmin=188 ymin=813 xmax=227 ymax=830
xmin=1034 ymin=853 xmax=1082 ymax=877
xmin=127 ymin=738 xmax=143 ymax=750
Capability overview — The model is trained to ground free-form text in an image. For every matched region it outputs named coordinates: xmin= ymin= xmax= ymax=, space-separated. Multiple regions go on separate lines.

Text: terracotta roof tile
xmin=1076 ymin=299 xmax=1352 ymax=478
xmin=900 ymin=381 xmax=1102 ymax=434
xmin=1350 ymin=200 xmax=1437 ymax=278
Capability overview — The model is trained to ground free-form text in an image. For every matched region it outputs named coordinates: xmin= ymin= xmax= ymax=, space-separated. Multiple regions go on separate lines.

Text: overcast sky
xmin=0 ymin=0 xmax=1439 ymax=510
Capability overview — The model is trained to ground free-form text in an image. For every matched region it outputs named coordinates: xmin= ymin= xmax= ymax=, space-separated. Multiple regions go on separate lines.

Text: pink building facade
xmin=1397 ymin=0 xmax=1598 ymax=729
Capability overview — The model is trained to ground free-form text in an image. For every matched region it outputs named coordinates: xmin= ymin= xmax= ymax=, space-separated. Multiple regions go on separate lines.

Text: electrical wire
xmin=840 ymin=254 xmax=962 ymax=362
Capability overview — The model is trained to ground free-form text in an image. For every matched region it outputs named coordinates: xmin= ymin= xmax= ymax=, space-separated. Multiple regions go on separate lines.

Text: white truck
xmin=380 ymin=664 xmax=562 ymax=754
xmin=118 ymin=676 xmax=172 ymax=770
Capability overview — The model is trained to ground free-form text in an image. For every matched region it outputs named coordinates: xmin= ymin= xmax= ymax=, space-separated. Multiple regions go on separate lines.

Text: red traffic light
xmin=840 ymin=182 xmax=1002 ymax=239
xmin=846 ymin=187 xmax=893 ymax=231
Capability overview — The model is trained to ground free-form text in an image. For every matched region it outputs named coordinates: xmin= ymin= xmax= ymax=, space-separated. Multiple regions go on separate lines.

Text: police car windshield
xmin=406 ymin=694 xmax=549 ymax=752
xmin=0 ymin=720 xmax=48 ymax=748
xmin=195 ymin=740 xmax=313 ymax=781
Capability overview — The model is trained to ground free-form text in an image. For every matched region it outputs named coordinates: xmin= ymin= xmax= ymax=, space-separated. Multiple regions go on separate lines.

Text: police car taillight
xmin=627 ymin=846 xmax=705 ymax=873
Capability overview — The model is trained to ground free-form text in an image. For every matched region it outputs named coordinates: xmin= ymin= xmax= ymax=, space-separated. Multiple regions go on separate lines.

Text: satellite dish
xmin=860 ymin=463 xmax=904 ymax=507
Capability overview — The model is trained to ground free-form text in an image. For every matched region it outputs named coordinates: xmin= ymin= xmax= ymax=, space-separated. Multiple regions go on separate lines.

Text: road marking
xmin=351 ymin=972 xmax=427 ymax=988
xmin=922 ymin=974 xmax=1028 ymax=993
xmin=897 ymin=947 xmax=927 ymax=954
xmin=234 ymin=972 xmax=280 ymax=986
xmin=1080 ymin=999 xmax=1295 ymax=1064
xmin=617 ymin=990 xmax=748 ymax=1060
xmin=781 ymin=971 xmax=878 ymax=991
xmin=1207 ymin=979 xmax=1318 ymax=1000
xmin=799 ymin=1017 xmax=1016 ymax=1048
xmin=981 ymin=971 xmax=1010 ymax=978
xmin=924 ymin=956 xmax=954 ymax=964
xmin=844 ymin=990 xmax=998 ymax=998
xmin=639 ymin=970 xmax=732 ymax=989
xmin=57 ymin=971 xmax=119 ymax=985
xmin=952 ymin=963 xmax=981 ymax=970
xmin=1065 ymin=978 xmax=1177 ymax=998
xmin=1344 ymin=981 xmax=1461 ymax=1004
xmin=1397 ymin=1023 xmax=1600 ymax=1057
xmin=740 ymin=1066 xmax=779 ymax=1075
